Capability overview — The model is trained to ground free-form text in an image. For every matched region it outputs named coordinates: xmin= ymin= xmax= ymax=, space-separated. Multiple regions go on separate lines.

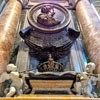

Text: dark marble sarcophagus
xmin=20 ymin=3 xmax=80 ymax=72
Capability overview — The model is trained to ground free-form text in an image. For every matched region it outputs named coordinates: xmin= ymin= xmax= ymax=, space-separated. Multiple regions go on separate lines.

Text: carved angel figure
xmin=0 ymin=64 xmax=29 ymax=97
xmin=73 ymin=62 xmax=99 ymax=98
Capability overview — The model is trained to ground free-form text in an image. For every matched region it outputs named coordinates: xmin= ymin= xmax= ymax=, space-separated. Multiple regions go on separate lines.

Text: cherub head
xmin=6 ymin=64 xmax=17 ymax=73
xmin=86 ymin=62 xmax=96 ymax=74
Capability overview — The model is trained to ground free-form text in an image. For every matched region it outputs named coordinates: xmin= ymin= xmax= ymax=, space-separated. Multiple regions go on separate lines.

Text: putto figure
xmin=73 ymin=62 xmax=100 ymax=98
xmin=0 ymin=64 xmax=29 ymax=97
